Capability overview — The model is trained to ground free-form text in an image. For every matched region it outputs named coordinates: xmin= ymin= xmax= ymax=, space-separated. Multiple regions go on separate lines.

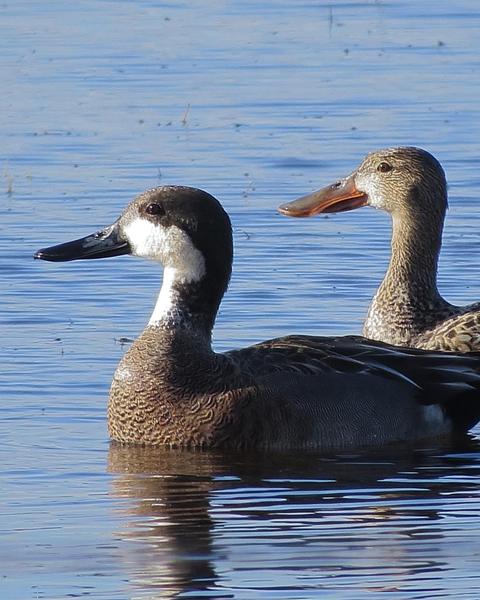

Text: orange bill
xmin=278 ymin=174 xmax=368 ymax=217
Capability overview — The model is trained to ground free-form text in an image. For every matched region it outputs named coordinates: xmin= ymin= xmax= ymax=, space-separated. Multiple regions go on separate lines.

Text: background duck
xmin=278 ymin=147 xmax=480 ymax=352
xmin=35 ymin=186 xmax=480 ymax=449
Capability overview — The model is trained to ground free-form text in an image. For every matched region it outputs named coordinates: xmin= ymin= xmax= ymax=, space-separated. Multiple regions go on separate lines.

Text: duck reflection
xmin=108 ymin=436 xmax=480 ymax=599
xmin=108 ymin=444 xmax=227 ymax=598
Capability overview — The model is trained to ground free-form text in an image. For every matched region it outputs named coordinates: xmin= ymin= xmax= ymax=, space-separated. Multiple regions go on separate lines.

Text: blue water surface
xmin=2 ymin=1 xmax=480 ymax=598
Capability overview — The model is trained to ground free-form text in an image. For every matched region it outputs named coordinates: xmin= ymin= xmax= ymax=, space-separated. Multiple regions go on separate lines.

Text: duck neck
xmin=148 ymin=265 xmax=225 ymax=342
xmin=385 ymin=210 xmax=442 ymax=299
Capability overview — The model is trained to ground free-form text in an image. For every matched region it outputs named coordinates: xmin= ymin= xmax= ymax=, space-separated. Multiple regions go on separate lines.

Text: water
xmin=2 ymin=0 xmax=480 ymax=597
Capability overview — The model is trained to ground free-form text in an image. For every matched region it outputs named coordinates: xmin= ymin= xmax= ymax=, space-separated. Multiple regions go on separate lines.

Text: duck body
xmin=363 ymin=279 xmax=480 ymax=351
xmin=107 ymin=327 xmax=452 ymax=449
xmin=108 ymin=326 xmax=479 ymax=449
xmin=279 ymin=147 xmax=480 ymax=353
xmin=35 ymin=186 xmax=480 ymax=449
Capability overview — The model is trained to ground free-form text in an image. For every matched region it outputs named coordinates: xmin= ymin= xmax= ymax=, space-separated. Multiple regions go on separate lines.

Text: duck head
xmin=278 ymin=147 xmax=447 ymax=220
xmin=35 ymin=186 xmax=233 ymax=332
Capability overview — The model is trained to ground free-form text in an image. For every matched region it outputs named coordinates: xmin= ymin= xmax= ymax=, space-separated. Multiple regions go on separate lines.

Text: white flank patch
xmin=123 ymin=218 xmax=206 ymax=325
xmin=422 ymin=404 xmax=448 ymax=433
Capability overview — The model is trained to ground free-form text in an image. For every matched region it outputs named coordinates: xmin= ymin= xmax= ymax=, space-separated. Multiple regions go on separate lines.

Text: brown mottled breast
xmin=415 ymin=309 xmax=480 ymax=352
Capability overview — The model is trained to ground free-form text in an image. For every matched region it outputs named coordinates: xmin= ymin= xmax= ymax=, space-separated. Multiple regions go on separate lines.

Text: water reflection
xmin=109 ymin=446 xmax=223 ymax=598
xmin=108 ymin=437 xmax=480 ymax=598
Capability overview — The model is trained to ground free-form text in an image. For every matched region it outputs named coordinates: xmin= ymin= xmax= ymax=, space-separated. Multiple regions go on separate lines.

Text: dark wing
xmin=226 ymin=334 xmax=480 ymax=418
xmin=227 ymin=334 xmax=407 ymax=380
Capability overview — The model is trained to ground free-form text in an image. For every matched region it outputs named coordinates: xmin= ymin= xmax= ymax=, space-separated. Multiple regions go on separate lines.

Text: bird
xmin=278 ymin=147 xmax=480 ymax=352
xmin=35 ymin=185 xmax=480 ymax=449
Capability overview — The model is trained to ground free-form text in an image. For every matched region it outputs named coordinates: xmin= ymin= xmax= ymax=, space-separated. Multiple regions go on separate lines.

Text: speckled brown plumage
xmin=279 ymin=147 xmax=480 ymax=353
xmin=35 ymin=185 xmax=480 ymax=449
xmin=106 ymin=325 xmax=480 ymax=448
xmin=415 ymin=310 xmax=480 ymax=352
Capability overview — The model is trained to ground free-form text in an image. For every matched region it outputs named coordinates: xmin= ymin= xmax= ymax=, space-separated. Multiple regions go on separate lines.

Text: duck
xmin=34 ymin=185 xmax=480 ymax=449
xmin=278 ymin=147 xmax=480 ymax=352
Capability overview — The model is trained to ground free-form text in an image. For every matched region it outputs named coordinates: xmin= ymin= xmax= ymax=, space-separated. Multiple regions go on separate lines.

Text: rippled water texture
xmin=2 ymin=1 xmax=480 ymax=598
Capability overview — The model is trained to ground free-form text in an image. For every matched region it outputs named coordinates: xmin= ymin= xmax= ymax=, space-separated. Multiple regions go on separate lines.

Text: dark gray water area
xmin=2 ymin=1 xmax=480 ymax=598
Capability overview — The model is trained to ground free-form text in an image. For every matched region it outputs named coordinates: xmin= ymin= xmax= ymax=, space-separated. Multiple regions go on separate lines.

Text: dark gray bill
xmin=34 ymin=223 xmax=131 ymax=262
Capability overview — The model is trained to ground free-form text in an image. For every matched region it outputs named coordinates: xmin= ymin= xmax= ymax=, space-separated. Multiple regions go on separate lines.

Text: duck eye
xmin=146 ymin=203 xmax=165 ymax=216
xmin=377 ymin=162 xmax=393 ymax=173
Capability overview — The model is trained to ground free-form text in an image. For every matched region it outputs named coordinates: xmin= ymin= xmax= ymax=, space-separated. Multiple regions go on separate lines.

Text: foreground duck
xmin=278 ymin=147 xmax=480 ymax=352
xmin=35 ymin=186 xmax=480 ymax=449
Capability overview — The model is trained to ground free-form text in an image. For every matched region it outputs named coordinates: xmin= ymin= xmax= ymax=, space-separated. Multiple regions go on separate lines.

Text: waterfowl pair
xmin=279 ymin=147 xmax=480 ymax=352
xmin=35 ymin=186 xmax=480 ymax=449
